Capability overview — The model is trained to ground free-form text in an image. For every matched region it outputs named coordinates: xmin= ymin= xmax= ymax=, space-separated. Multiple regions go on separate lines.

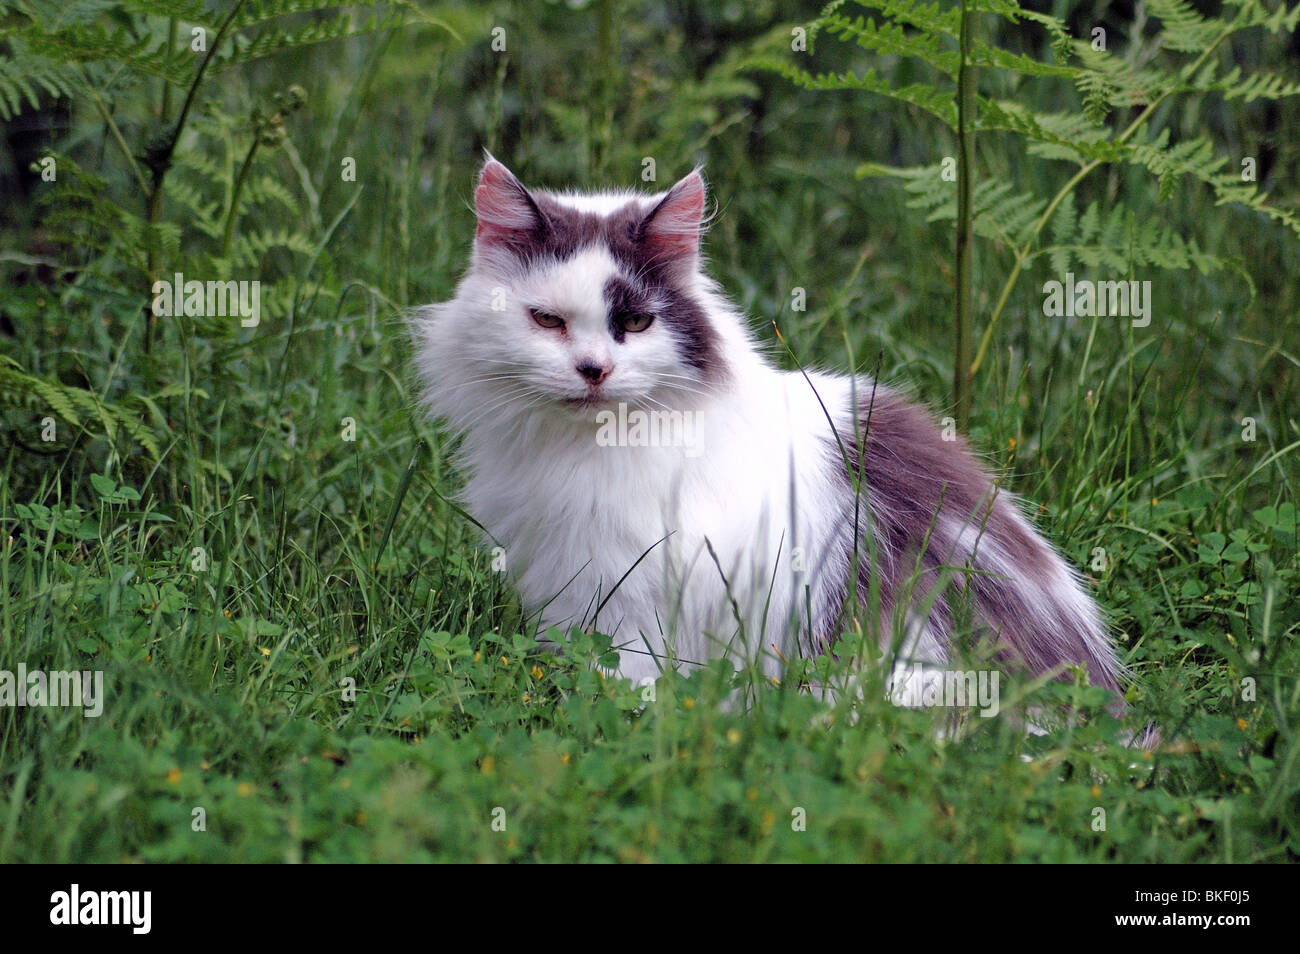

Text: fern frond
xmin=814 ymin=0 xmax=961 ymax=41
xmin=20 ymin=21 xmax=193 ymax=86
xmin=0 ymin=0 xmax=119 ymax=25
xmin=1031 ymin=199 xmax=1248 ymax=290
xmin=0 ymin=48 xmax=82 ymax=120
xmin=0 ymin=356 xmax=161 ymax=460
xmin=858 ymin=162 xmax=1045 ymax=246
xmin=965 ymin=0 xmax=1074 ymax=71
xmin=239 ymin=173 xmax=298 ymax=213
xmin=969 ymin=42 xmax=1074 ymax=80
xmin=1071 ymin=41 xmax=1173 ymax=123
xmin=172 ymin=146 xmax=230 ymax=188
xmin=1145 ymin=0 xmax=1223 ymax=53
xmin=1007 ymin=7 xmax=1072 ymax=64
xmin=226 ymin=228 xmax=318 ymax=268
xmin=1220 ymin=70 xmax=1300 ymax=103
xmin=980 ymin=100 xmax=1120 ymax=164
xmin=1122 ymin=127 xmax=1300 ymax=236
xmin=967 ymin=180 xmax=1046 ymax=246
xmin=229 ymin=0 xmax=413 ymax=31
xmin=120 ymin=0 xmax=213 ymax=23
xmin=747 ymin=56 xmax=956 ymax=126
xmin=163 ymin=178 xmax=223 ymax=238
xmin=1047 ymin=193 xmax=1076 ymax=276
xmin=1223 ymin=0 xmax=1300 ymax=35
xmin=820 ymin=9 xmax=960 ymax=78
xmin=212 ymin=2 xmax=428 ymax=75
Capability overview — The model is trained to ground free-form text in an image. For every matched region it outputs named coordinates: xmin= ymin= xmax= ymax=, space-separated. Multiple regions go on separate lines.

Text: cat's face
xmin=434 ymin=159 xmax=723 ymax=417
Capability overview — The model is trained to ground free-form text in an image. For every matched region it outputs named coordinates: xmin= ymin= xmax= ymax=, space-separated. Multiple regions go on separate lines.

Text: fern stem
xmin=82 ymin=80 xmax=150 ymax=196
xmin=953 ymin=0 xmax=976 ymax=430
xmin=969 ymin=21 xmax=1237 ymax=378
xmin=145 ymin=0 xmax=250 ymax=351
xmin=222 ymin=137 xmax=260 ymax=261
xmin=160 ymin=18 xmax=178 ymax=124
xmin=161 ymin=0 xmax=249 ymax=172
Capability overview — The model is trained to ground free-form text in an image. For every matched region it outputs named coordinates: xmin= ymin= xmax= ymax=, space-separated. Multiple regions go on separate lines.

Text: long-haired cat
xmin=412 ymin=158 xmax=1125 ymax=719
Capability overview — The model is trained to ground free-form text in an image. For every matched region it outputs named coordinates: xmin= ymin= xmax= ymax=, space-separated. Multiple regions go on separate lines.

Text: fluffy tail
xmin=843 ymin=385 xmax=1126 ymax=701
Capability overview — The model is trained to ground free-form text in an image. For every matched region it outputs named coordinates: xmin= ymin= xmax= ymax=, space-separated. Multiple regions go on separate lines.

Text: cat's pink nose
xmin=575 ymin=360 xmax=611 ymax=385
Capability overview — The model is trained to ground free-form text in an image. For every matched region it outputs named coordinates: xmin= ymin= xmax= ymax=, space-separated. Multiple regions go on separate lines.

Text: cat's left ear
xmin=639 ymin=169 xmax=706 ymax=263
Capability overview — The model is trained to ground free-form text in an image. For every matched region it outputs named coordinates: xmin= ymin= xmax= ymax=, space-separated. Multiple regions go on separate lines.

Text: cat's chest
xmin=472 ymin=443 xmax=695 ymax=553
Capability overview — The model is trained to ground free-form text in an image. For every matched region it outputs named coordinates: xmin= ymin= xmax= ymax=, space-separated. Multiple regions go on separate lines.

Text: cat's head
xmin=415 ymin=158 xmax=738 ymax=430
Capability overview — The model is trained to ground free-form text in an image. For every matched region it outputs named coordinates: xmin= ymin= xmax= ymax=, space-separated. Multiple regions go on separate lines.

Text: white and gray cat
xmin=412 ymin=158 xmax=1124 ymax=712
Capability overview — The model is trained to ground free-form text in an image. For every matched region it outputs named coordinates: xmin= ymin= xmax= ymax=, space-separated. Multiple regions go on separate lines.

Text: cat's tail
xmin=848 ymin=385 xmax=1154 ymax=745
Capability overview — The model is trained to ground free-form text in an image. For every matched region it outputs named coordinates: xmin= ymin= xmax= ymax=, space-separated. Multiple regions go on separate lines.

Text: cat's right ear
xmin=475 ymin=159 xmax=546 ymax=248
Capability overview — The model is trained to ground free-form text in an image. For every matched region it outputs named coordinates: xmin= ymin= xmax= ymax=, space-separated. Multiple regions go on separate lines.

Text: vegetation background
xmin=0 ymin=0 xmax=1296 ymax=862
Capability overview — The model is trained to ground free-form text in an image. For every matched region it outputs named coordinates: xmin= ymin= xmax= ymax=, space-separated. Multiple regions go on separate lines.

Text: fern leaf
xmin=1145 ymin=0 xmax=1223 ymax=53
xmin=1224 ymin=0 xmax=1300 ymax=36
xmin=0 ymin=49 xmax=82 ymax=120
xmin=212 ymin=3 xmax=429 ymax=76
xmin=227 ymin=228 xmax=318 ymax=268
xmin=0 ymin=357 xmax=161 ymax=459
xmin=20 ymin=22 xmax=193 ymax=86
xmin=747 ymin=56 xmax=956 ymax=126
xmin=820 ymin=9 xmax=960 ymax=78
xmin=1048 ymin=194 xmax=1076 ymax=276
xmin=120 ymin=0 xmax=213 ymax=23
xmin=980 ymin=100 xmax=1120 ymax=164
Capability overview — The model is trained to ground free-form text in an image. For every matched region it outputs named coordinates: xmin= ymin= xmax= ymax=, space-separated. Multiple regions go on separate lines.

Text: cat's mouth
xmin=562 ymin=394 xmax=610 ymax=410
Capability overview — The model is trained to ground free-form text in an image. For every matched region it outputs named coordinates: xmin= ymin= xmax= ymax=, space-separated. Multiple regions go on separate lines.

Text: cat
xmin=411 ymin=157 xmax=1126 ymax=718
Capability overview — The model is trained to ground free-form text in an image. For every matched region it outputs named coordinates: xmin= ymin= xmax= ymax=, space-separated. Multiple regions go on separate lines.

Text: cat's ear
xmin=639 ymin=169 xmax=706 ymax=262
xmin=475 ymin=158 xmax=546 ymax=247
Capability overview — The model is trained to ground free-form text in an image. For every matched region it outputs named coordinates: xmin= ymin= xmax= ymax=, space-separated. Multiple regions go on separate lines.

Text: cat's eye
xmin=616 ymin=312 xmax=654 ymax=334
xmin=530 ymin=308 xmax=565 ymax=330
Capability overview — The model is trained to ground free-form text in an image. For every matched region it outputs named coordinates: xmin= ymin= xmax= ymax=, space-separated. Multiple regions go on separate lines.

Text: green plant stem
xmin=969 ymin=22 xmax=1237 ymax=378
xmin=222 ymin=137 xmax=260 ymax=261
xmin=160 ymin=18 xmax=177 ymax=123
xmin=145 ymin=0 xmax=250 ymax=351
xmin=83 ymin=80 xmax=150 ymax=196
xmin=954 ymin=0 xmax=975 ymax=430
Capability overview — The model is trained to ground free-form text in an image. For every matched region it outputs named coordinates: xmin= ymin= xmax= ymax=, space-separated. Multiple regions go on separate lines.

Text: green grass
xmin=1 ymin=0 xmax=1297 ymax=862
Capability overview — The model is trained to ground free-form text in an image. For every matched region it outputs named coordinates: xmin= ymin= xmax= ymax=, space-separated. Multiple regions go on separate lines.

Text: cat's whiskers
xmin=630 ymin=394 xmax=671 ymax=414
xmin=652 ymin=380 xmax=711 ymax=404
xmin=453 ymin=384 xmax=543 ymax=432
xmin=445 ymin=373 xmax=538 ymax=392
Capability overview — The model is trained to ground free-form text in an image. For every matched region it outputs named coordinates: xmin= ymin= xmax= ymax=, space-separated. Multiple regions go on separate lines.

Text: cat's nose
xmin=575 ymin=360 xmax=611 ymax=385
